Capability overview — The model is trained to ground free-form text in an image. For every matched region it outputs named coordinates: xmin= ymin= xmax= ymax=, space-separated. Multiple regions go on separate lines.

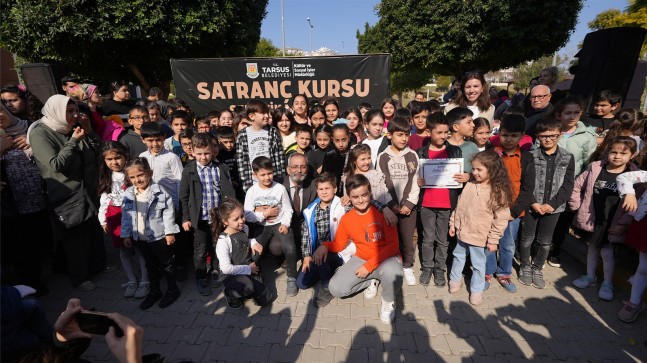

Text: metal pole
xmin=281 ymin=0 xmax=285 ymax=57
xmin=307 ymin=18 xmax=313 ymax=53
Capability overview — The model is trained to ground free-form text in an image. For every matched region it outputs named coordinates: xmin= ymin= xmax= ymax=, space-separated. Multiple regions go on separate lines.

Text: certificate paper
xmin=419 ymin=158 xmax=464 ymax=188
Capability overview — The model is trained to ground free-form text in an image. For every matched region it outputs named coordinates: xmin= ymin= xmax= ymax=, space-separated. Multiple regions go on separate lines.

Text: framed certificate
xmin=419 ymin=158 xmax=464 ymax=188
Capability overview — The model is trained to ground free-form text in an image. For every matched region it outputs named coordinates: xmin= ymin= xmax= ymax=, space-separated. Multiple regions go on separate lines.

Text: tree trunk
xmin=128 ymin=64 xmax=151 ymax=95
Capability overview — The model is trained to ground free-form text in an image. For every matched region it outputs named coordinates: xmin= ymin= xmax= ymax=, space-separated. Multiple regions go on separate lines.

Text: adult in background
xmin=29 ymin=94 xmax=107 ymax=291
xmin=102 ymin=81 xmax=133 ymax=123
xmin=524 ymin=85 xmax=554 ymax=138
xmin=538 ymin=66 xmax=566 ymax=105
xmin=147 ymin=87 xmax=168 ymax=120
xmin=60 ymin=75 xmax=79 ymax=97
xmin=443 ymin=79 xmax=460 ymax=104
xmin=444 ymin=72 xmax=495 ymax=122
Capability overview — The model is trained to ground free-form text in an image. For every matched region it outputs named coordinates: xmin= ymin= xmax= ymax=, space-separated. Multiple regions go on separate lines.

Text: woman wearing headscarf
xmin=0 ymin=104 xmax=51 ymax=294
xmin=28 ymin=95 xmax=107 ymax=291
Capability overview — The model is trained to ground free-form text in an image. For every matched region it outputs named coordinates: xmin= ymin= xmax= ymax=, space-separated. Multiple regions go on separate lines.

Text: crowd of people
xmin=2 ymin=67 xmax=647 ymax=360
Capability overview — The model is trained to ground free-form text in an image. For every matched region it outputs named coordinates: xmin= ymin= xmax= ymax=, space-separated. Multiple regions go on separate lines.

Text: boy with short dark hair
xmin=314 ymin=174 xmax=403 ymax=324
xmin=585 ymin=89 xmax=622 ymax=139
xmin=165 ymin=110 xmax=191 ymax=158
xmin=285 ymin=124 xmax=313 ymax=156
xmin=407 ymin=101 xmax=430 ymax=151
xmin=297 ymin=172 xmax=345 ymax=307
xmin=485 ymin=114 xmax=535 ymax=293
xmin=180 ymin=132 xmax=236 ymax=296
xmin=518 ymin=117 xmax=574 ymax=289
xmin=244 ymin=156 xmax=298 ymax=296
xmin=446 ymin=107 xmax=478 ymax=181
xmin=358 ymin=102 xmax=372 ymax=118
xmin=179 ymin=129 xmax=195 ymax=167
xmin=195 ymin=117 xmax=211 ymax=133
xmin=216 ymin=126 xmax=243 ymax=200
xmin=376 ymin=116 xmax=420 ymax=286
xmin=119 ymin=105 xmax=150 ymax=156
xmin=415 ymin=113 xmax=462 ymax=286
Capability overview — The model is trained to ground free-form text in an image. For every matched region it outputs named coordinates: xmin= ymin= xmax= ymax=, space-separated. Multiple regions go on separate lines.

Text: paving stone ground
xmin=38 ymin=248 xmax=647 ymax=362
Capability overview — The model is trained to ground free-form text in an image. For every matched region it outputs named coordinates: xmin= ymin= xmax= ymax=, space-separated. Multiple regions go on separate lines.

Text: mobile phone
xmin=75 ymin=311 xmax=124 ymax=337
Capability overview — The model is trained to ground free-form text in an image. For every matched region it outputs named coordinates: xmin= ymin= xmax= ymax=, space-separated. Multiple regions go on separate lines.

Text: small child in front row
xmin=518 ymin=118 xmax=574 ymax=289
xmin=297 ymin=172 xmax=345 ymax=307
xmin=244 ymin=156 xmax=299 ymax=297
xmin=121 ymin=158 xmax=181 ymax=310
xmin=449 ymin=151 xmax=512 ymax=305
xmin=377 ymin=116 xmax=420 ymax=286
xmin=98 ymin=141 xmax=149 ymax=299
xmin=213 ymin=200 xmax=273 ymax=309
xmin=570 ymin=136 xmax=638 ymax=301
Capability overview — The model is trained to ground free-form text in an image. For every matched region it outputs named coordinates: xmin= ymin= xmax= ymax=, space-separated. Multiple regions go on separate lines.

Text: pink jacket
xmin=568 ymin=160 xmax=638 ymax=242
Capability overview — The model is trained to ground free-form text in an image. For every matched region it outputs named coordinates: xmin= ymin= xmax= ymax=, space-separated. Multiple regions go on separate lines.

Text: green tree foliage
xmin=255 ymin=38 xmax=281 ymax=57
xmin=589 ymin=1 xmax=647 ymax=58
xmin=0 ymin=0 xmax=268 ymax=91
xmin=357 ymin=0 xmax=582 ymax=92
xmin=435 ymin=76 xmax=452 ymax=92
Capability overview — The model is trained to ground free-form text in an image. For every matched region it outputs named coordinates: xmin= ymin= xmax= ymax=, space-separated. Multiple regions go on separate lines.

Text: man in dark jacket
xmin=282 ymin=153 xmax=317 ymax=259
xmin=524 ymin=85 xmax=554 ymax=139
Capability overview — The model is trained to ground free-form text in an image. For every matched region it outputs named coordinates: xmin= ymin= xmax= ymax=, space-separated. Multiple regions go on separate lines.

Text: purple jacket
xmin=568 ymin=160 xmax=638 ymax=242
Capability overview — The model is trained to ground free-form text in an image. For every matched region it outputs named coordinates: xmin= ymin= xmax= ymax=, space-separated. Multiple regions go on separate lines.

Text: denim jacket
xmin=120 ymin=183 xmax=180 ymax=242
xmin=531 ymin=146 xmax=575 ymax=214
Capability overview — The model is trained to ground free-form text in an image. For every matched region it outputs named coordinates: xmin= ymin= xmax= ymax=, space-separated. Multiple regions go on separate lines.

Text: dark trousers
xmin=398 ymin=209 xmax=418 ymax=268
xmin=137 ymin=239 xmax=177 ymax=293
xmin=253 ymin=224 xmax=298 ymax=278
xmin=520 ymin=212 xmax=561 ymax=270
xmin=296 ymin=253 xmax=343 ymax=289
xmin=193 ymin=220 xmax=217 ymax=279
xmin=223 ymin=274 xmax=272 ymax=306
xmin=419 ymin=207 xmax=451 ymax=272
xmin=61 ymin=218 xmax=106 ymax=286
xmin=550 ymin=211 xmax=575 ymax=257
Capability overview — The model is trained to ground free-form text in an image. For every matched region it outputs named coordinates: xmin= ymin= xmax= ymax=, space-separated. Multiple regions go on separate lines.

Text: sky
xmin=260 ymin=0 xmax=629 ymax=61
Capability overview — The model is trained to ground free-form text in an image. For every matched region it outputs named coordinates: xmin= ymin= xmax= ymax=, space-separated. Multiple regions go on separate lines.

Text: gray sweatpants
xmin=328 ymin=255 xmax=403 ymax=302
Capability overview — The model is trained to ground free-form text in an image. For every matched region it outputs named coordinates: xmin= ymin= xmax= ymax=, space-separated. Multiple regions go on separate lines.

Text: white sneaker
xmin=134 ymin=282 xmax=150 ymax=299
xmin=380 ymin=298 xmax=395 ymax=324
xmin=403 ymin=267 xmax=416 ymax=286
xmin=364 ymin=279 xmax=379 ymax=299
xmin=123 ymin=282 xmax=137 ymax=298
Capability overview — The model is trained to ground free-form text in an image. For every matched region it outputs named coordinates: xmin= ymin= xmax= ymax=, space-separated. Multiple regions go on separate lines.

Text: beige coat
xmin=449 ymin=181 xmax=511 ymax=247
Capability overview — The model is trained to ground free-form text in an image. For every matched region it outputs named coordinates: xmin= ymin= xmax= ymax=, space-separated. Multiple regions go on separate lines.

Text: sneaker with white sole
xmin=618 ymin=300 xmax=645 ymax=323
xmin=598 ymin=281 xmax=614 ymax=301
xmin=134 ymin=282 xmax=150 ymax=299
xmin=380 ymin=298 xmax=395 ymax=324
xmin=123 ymin=282 xmax=137 ymax=298
xmin=403 ymin=268 xmax=416 ymax=286
xmin=573 ymin=275 xmax=597 ymax=289
xmin=364 ymin=279 xmax=379 ymax=299
xmin=448 ymin=279 xmax=462 ymax=294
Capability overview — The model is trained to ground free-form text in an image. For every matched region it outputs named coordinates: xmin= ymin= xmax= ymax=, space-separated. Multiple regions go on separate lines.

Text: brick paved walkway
xmin=38 ymin=251 xmax=647 ymax=362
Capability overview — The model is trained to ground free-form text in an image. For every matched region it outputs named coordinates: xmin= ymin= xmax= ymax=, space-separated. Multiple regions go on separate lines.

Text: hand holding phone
xmin=76 ymin=311 xmax=124 ymax=337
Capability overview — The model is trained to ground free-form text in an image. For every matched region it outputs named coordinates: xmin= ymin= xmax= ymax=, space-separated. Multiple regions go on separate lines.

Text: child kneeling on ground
xmin=312 ymin=174 xmax=403 ymax=323
xmin=213 ymin=200 xmax=273 ymax=309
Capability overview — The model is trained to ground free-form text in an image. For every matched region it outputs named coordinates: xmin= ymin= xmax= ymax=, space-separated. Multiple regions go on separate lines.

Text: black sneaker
xmin=159 ymin=290 xmax=180 ymax=308
xmin=433 ymin=268 xmax=447 ymax=287
xmin=547 ymin=256 xmax=561 ymax=268
xmin=140 ymin=291 xmax=163 ymax=310
xmin=518 ymin=265 xmax=532 ymax=286
xmin=196 ymin=278 xmax=212 ymax=296
xmin=314 ymin=288 xmax=334 ymax=307
xmin=532 ymin=268 xmax=546 ymax=289
xmin=211 ymin=270 xmax=223 ymax=289
xmin=419 ymin=268 xmax=432 ymax=286
xmin=226 ymin=295 xmax=244 ymax=309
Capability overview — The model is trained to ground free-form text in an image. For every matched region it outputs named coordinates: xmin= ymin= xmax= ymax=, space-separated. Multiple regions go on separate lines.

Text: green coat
xmin=557 ymin=121 xmax=597 ymax=177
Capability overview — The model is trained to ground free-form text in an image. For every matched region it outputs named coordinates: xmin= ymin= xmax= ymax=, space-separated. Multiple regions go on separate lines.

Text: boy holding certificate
xmin=416 ymin=113 xmax=463 ymax=286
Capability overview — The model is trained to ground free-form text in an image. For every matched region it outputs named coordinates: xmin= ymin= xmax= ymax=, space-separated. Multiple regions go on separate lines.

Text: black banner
xmin=170 ymin=54 xmax=390 ymax=115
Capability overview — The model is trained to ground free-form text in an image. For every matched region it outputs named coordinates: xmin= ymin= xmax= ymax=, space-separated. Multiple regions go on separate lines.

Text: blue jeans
xmin=485 ymin=218 xmax=520 ymax=277
xmin=449 ymin=239 xmax=487 ymax=293
xmin=296 ymin=253 xmax=342 ymax=290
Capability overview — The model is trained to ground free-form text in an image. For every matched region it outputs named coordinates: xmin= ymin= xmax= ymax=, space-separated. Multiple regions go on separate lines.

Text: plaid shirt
xmin=236 ymin=126 xmax=285 ymax=191
xmin=301 ymin=204 xmax=331 ymax=258
xmin=197 ymin=162 xmax=220 ymax=222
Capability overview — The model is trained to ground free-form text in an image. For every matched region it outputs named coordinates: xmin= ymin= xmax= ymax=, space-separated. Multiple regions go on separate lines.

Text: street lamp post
xmin=281 ymin=0 xmax=286 ymax=56
xmin=307 ymin=17 xmax=313 ymax=53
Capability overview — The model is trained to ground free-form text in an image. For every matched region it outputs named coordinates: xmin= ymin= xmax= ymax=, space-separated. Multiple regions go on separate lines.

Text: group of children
xmin=93 ymin=89 xmax=646 ymax=324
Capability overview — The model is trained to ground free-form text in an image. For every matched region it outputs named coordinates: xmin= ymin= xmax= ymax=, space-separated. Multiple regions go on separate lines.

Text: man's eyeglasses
xmin=530 ymin=94 xmax=550 ymax=100
xmin=536 ymin=134 xmax=560 ymax=141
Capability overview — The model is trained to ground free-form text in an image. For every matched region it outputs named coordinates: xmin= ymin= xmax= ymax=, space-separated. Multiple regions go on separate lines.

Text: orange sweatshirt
xmin=323 ymin=206 xmax=400 ymax=272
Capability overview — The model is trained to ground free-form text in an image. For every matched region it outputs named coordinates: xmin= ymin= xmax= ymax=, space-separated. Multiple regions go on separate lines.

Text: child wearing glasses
xmin=517 ymin=118 xmax=574 ymax=289
xmin=118 ymin=105 xmax=150 ymax=157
